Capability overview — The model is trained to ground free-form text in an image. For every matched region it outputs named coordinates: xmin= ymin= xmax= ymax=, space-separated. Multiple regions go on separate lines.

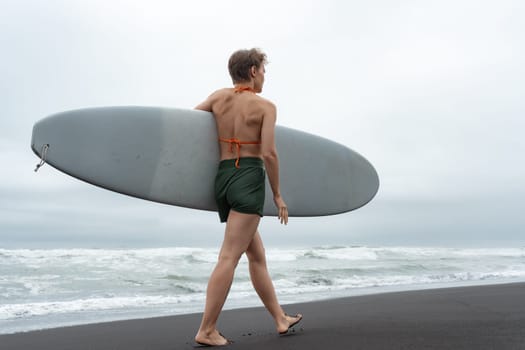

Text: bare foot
xmin=195 ymin=329 xmax=232 ymax=347
xmin=277 ymin=313 xmax=303 ymax=334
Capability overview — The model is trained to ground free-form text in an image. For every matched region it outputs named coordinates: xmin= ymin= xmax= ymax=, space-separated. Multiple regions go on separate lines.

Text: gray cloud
xmin=1 ymin=0 xmax=524 ymax=247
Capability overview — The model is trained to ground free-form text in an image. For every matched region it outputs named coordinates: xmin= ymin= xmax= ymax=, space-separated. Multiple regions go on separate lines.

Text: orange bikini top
xmin=218 ymin=85 xmax=261 ymax=168
xmin=219 ymin=138 xmax=261 ymax=168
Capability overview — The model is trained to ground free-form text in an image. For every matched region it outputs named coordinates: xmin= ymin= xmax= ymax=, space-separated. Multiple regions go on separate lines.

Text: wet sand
xmin=2 ymin=282 xmax=524 ymax=349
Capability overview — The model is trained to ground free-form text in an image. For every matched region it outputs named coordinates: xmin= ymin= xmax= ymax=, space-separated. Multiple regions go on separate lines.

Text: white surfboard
xmin=31 ymin=106 xmax=379 ymax=216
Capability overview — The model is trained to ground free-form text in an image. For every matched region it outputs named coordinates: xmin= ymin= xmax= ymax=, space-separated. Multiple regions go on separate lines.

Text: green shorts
xmin=215 ymin=157 xmax=265 ymax=223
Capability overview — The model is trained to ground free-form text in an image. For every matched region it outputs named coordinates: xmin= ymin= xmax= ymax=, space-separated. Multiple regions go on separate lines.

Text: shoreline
xmin=3 ymin=277 xmax=525 ymax=336
xmin=1 ymin=282 xmax=525 ymax=349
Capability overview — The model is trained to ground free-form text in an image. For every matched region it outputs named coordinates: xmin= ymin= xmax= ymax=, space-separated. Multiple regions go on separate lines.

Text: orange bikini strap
xmin=233 ymin=86 xmax=256 ymax=94
xmin=219 ymin=137 xmax=261 ymax=168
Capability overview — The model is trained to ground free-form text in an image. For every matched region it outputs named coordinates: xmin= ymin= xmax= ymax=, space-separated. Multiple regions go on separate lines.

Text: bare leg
xmin=246 ymin=231 xmax=303 ymax=334
xmin=195 ymin=211 xmax=260 ymax=346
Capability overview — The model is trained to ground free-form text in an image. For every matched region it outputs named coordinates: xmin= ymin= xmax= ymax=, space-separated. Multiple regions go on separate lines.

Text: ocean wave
xmin=0 ymin=293 xmax=204 ymax=320
xmin=1 ymin=245 xmax=525 ymax=333
xmin=161 ymin=274 xmax=192 ymax=281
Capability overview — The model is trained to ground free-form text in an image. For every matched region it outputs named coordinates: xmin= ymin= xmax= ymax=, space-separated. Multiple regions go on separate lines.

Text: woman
xmin=194 ymin=48 xmax=302 ymax=346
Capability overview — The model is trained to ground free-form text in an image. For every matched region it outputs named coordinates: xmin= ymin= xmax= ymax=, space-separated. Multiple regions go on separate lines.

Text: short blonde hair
xmin=228 ymin=48 xmax=267 ymax=84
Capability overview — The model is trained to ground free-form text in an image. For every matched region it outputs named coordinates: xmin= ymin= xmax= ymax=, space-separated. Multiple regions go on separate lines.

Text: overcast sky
xmin=1 ymin=0 xmax=524 ymax=248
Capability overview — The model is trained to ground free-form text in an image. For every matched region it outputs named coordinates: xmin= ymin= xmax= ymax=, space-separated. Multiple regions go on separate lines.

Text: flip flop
xmin=279 ymin=313 xmax=303 ymax=335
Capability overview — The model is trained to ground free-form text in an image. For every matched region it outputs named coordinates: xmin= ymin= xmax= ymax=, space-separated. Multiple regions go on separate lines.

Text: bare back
xmin=195 ymin=88 xmax=276 ymax=161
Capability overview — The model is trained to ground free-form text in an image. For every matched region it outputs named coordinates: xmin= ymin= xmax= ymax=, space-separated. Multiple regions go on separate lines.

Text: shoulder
xmin=255 ymin=96 xmax=276 ymax=123
xmin=255 ymin=95 xmax=276 ymax=112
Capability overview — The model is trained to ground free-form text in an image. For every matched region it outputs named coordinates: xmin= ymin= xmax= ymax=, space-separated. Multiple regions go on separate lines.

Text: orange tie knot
xmin=219 ymin=137 xmax=261 ymax=168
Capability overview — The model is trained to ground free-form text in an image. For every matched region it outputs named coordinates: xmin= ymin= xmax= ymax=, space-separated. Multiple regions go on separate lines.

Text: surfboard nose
xmin=268 ymin=126 xmax=380 ymax=216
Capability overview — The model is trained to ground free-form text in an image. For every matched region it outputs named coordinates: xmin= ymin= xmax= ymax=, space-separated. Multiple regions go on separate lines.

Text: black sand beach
xmin=2 ymin=282 xmax=524 ymax=349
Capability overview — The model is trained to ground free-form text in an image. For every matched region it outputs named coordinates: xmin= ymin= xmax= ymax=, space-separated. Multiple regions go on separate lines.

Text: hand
xmin=273 ymin=194 xmax=288 ymax=225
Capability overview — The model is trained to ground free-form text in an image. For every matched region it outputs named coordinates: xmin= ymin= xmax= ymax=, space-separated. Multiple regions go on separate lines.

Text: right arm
xmin=194 ymin=90 xmax=222 ymax=112
xmin=194 ymin=96 xmax=213 ymax=112
xmin=260 ymin=101 xmax=288 ymax=225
